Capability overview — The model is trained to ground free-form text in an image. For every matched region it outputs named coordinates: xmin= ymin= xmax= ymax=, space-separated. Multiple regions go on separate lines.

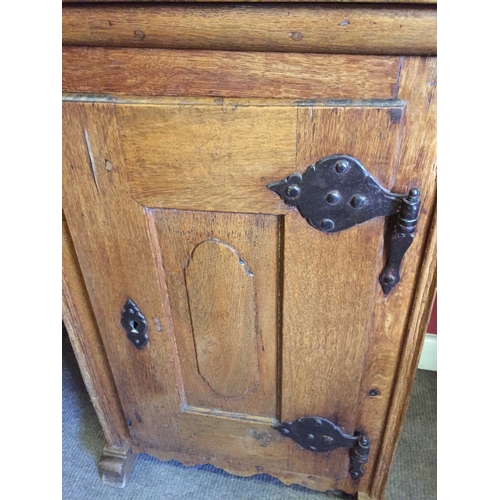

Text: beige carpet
xmin=62 ymin=331 xmax=436 ymax=499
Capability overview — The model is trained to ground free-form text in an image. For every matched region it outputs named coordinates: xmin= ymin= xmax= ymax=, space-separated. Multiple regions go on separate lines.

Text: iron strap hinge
xmin=267 ymin=154 xmax=420 ymax=295
xmin=275 ymin=417 xmax=370 ymax=481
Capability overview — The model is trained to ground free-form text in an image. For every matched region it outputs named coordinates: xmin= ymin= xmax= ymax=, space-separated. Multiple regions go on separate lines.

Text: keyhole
xmin=130 ymin=320 xmax=139 ymax=334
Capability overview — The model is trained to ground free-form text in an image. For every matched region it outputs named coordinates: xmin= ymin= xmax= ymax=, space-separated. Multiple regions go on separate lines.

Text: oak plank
xmin=174 ymin=411 xmax=288 ymax=465
xmin=152 ymin=209 xmax=279 ymax=417
xmin=62 ymin=101 xmax=185 ymax=452
xmin=116 ymin=103 xmax=297 ymax=214
xmin=63 ymin=219 xmax=130 ymax=447
xmin=63 ymin=4 xmax=436 ymax=56
xmin=366 ymin=57 xmax=437 ymax=500
xmin=62 ymin=48 xmax=401 ymax=99
xmin=280 ymin=105 xmax=406 ymax=494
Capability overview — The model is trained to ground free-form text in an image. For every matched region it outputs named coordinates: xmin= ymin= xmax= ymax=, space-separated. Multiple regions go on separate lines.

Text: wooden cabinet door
xmin=62 ymin=58 xmax=435 ymax=496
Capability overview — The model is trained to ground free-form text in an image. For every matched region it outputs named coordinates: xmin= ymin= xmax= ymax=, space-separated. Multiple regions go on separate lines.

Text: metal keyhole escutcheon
xmin=121 ymin=299 xmax=149 ymax=349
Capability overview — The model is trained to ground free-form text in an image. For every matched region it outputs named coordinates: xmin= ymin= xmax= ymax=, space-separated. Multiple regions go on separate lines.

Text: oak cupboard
xmin=62 ymin=2 xmax=436 ymax=499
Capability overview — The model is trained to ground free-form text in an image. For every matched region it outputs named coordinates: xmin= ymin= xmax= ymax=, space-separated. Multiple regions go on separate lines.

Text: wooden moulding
xmin=62 ymin=4 xmax=436 ymax=56
xmin=62 ymin=0 xmax=436 ymax=4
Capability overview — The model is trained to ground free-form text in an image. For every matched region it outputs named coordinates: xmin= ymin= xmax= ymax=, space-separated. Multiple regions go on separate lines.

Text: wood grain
xmin=143 ymin=446 xmax=342 ymax=493
xmin=63 ymin=219 xmax=130 ymax=447
xmin=152 ymin=209 xmax=279 ymax=417
xmin=116 ymin=103 xmax=297 ymax=214
xmin=63 ymin=4 xmax=436 ymax=56
xmin=185 ymin=239 xmax=260 ymax=398
xmin=173 ymin=410 xmax=289 ymax=465
xmin=62 ymin=101 xmax=185 ymax=452
xmin=62 ymin=48 xmax=401 ymax=99
xmin=280 ymin=105 xmax=405 ymax=495
xmin=367 ymin=57 xmax=437 ymax=500
xmin=352 ymin=59 xmax=436 ymax=491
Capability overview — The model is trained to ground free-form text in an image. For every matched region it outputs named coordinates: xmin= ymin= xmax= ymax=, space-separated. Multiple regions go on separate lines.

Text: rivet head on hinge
xmin=326 ymin=191 xmax=341 ymax=205
xmin=335 ymin=160 xmax=349 ymax=173
xmin=350 ymin=195 xmax=365 ymax=209
xmin=320 ymin=219 xmax=335 ymax=231
xmin=286 ymin=184 xmax=301 ymax=198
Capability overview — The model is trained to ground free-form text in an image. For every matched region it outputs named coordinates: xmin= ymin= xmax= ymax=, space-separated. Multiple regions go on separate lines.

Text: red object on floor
xmin=427 ymin=295 xmax=437 ymax=334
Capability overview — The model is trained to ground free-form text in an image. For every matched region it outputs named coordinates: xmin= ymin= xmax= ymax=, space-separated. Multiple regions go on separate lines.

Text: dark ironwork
xmin=121 ymin=299 xmax=149 ymax=349
xmin=274 ymin=417 xmax=370 ymax=481
xmin=349 ymin=436 xmax=371 ymax=481
xmin=379 ymin=189 xmax=420 ymax=294
xmin=267 ymin=154 xmax=420 ymax=294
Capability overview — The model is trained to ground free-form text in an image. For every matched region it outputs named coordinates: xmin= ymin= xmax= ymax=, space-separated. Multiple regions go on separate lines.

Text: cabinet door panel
xmin=152 ymin=209 xmax=279 ymax=416
xmin=63 ymin=91 xmax=430 ymax=496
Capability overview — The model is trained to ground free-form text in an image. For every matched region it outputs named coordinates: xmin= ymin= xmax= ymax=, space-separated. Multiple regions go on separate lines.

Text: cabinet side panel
xmin=281 ymin=105 xmax=405 ymax=494
xmin=62 ymin=102 xmax=184 ymax=452
xmin=153 ymin=210 xmax=279 ymax=417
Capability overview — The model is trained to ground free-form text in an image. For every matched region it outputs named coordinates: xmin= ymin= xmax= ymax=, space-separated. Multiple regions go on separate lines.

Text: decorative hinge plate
xmin=274 ymin=416 xmax=370 ymax=481
xmin=267 ymin=154 xmax=420 ymax=294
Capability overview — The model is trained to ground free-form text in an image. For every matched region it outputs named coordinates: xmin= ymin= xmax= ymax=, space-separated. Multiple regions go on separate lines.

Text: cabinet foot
xmin=98 ymin=444 xmax=137 ymax=488
xmin=357 ymin=493 xmax=383 ymax=500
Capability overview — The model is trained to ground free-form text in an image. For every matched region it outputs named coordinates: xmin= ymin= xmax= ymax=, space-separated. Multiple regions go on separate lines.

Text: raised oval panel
xmin=152 ymin=209 xmax=279 ymax=417
xmin=185 ymin=239 xmax=259 ymax=398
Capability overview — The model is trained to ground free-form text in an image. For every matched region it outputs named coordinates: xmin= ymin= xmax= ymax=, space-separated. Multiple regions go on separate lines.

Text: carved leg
xmin=98 ymin=444 xmax=137 ymax=488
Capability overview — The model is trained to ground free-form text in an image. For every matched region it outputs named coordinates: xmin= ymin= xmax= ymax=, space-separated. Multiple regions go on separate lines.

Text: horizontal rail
xmin=63 ymin=4 xmax=436 ymax=56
